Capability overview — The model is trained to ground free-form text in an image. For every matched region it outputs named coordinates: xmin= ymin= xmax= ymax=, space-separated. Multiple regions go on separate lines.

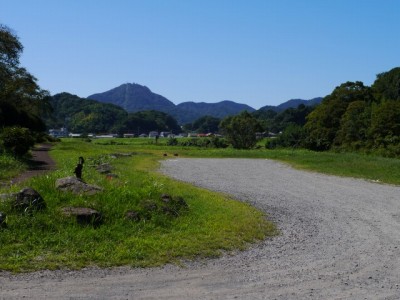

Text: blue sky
xmin=1 ymin=0 xmax=399 ymax=108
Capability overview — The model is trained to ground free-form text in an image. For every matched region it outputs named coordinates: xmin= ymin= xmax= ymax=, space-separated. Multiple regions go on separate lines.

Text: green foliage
xmin=220 ymin=111 xmax=262 ymax=149
xmin=368 ymin=100 xmax=400 ymax=156
xmin=334 ymin=101 xmax=371 ymax=150
xmin=178 ymin=137 xmax=228 ymax=148
xmin=45 ymin=93 xmax=128 ymax=133
xmin=183 ymin=115 xmax=221 ymax=133
xmin=0 ymin=24 xmax=50 ymax=132
xmin=166 ymin=137 xmax=178 ymax=146
xmin=372 ymin=67 xmax=400 ymax=101
xmin=304 ymin=81 xmax=374 ymax=151
xmin=118 ymin=110 xmax=181 ymax=134
xmin=0 ymin=152 xmax=25 ymax=180
xmin=267 ymin=124 xmax=305 ymax=149
xmin=0 ymin=127 xmax=35 ymax=157
xmin=270 ymin=104 xmax=314 ymax=133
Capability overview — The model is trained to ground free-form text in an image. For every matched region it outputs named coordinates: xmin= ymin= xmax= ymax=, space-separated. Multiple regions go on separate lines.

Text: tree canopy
xmin=299 ymin=68 xmax=400 ymax=156
xmin=0 ymin=24 xmax=50 ymax=132
xmin=118 ymin=110 xmax=181 ymax=134
xmin=220 ymin=111 xmax=262 ymax=149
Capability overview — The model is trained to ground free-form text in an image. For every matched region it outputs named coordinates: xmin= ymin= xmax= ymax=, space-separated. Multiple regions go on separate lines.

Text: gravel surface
xmin=1 ymin=158 xmax=400 ymax=299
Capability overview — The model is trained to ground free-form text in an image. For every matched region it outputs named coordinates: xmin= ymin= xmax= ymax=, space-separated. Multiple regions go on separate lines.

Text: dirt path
xmin=1 ymin=158 xmax=400 ymax=299
xmin=11 ymin=144 xmax=56 ymax=184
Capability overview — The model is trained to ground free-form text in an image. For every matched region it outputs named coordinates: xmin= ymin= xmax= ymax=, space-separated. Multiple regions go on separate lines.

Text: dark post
xmin=74 ymin=156 xmax=85 ymax=179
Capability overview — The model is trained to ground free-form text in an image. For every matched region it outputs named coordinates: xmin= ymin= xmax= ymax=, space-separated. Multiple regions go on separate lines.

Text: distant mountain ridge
xmin=88 ymin=83 xmax=322 ymax=124
xmin=260 ymin=97 xmax=323 ymax=112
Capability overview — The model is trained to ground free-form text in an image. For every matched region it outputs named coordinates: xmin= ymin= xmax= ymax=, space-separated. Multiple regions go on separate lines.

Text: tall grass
xmin=0 ymin=153 xmax=26 ymax=181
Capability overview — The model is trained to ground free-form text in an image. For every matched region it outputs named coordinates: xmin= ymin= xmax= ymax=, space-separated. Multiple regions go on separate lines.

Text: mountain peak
xmin=88 ymin=83 xmax=175 ymax=112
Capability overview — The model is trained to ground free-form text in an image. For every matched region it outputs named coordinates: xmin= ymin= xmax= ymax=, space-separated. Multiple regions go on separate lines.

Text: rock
xmin=110 ymin=152 xmax=135 ymax=158
xmin=161 ymin=206 xmax=179 ymax=217
xmin=106 ymin=173 xmax=119 ymax=179
xmin=56 ymin=176 xmax=103 ymax=195
xmin=0 ymin=212 xmax=7 ymax=228
xmin=141 ymin=200 xmax=158 ymax=212
xmin=125 ymin=210 xmax=141 ymax=222
xmin=160 ymin=194 xmax=188 ymax=217
xmin=13 ymin=187 xmax=46 ymax=212
xmin=96 ymin=163 xmax=114 ymax=174
xmin=62 ymin=207 xmax=102 ymax=226
xmin=161 ymin=194 xmax=172 ymax=203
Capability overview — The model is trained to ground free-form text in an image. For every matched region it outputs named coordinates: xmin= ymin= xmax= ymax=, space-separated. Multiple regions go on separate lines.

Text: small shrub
xmin=166 ymin=137 xmax=178 ymax=146
xmin=0 ymin=127 xmax=35 ymax=157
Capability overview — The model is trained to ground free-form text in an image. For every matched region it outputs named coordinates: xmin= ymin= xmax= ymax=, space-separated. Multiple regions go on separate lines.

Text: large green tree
xmin=369 ymin=100 xmax=400 ymax=150
xmin=0 ymin=24 xmax=50 ymax=131
xmin=220 ymin=111 xmax=262 ymax=149
xmin=372 ymin=67 xmax=400 ymax=101
xmin=334 ymin=101 xmax=371 ymax=150
xmin=304 ymin=81 xmax=374 ymax=150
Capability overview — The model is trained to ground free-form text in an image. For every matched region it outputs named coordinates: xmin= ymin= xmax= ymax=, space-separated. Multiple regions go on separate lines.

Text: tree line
xmin=1 ymin=23 xmax=400 ymax=156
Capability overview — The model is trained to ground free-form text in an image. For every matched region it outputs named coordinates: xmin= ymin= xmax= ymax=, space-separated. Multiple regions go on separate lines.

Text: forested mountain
xmin=45 ymin=93 xmax=128 ymax=133
xmin=88 ymin=83 xmax=176 ymax=113
xmin=87 ymin=82 xmax=321 ymax=124
xmin=174 ymin=100 xmax=255 ymax=124
xmin=259 ymin=97 xmax=323 ymax=112
xmin=45 ymin=93 xmax=181 ymax=134
xmin=88 ymin=83 xmax=255 ymax=124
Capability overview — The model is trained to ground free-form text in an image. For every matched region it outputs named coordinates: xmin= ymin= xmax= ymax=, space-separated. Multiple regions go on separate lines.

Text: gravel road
xmin=1 ymin=158 xmax=400 ymax=299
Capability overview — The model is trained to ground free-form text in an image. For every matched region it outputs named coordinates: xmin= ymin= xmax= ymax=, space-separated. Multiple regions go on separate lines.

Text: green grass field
xmin=0 ymin=139 xmax=276 ymax=272
xmin=1 ymin=137 xmax=399 ymax=272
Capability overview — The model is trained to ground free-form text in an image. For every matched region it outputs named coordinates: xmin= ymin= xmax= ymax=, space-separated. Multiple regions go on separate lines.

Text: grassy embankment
xmin=0 ymin=139 xmax=276 ymax=272
xmin=1 ymin=137 xmax=399 ymax=272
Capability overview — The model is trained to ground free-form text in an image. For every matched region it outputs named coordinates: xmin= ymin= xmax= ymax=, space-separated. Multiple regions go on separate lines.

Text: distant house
xmin=96 ymin=134 xmax=116 ymax=139
xmin=160 ymin=131 xmax=172 ymax=137
xmin=49 ymin=128 xmax=68 ymax=138
xmin=149 ymin=131 xmax=159 ymax=138
xmin=123 ymin=133 xmax=135 ymax=138
xmin=69 ymin=133 xmax=82 ymax=138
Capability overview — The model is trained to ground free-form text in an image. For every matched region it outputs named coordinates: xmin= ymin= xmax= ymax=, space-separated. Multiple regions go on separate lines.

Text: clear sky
xmin=1 ymin=0 xmax=399 ymax=108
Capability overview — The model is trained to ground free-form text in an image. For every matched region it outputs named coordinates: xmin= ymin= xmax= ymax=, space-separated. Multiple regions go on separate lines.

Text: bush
xmin=0 ymin=127 xmax=35 ymax=157
xmin=166 ymin=137 xmax=178 ymax=146
xmin=178 ymin=137 xmax=228 ymax=148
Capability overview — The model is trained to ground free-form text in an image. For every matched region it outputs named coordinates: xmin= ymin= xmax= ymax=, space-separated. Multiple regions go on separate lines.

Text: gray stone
xmin=62 ymin=207 xmax=102 ymax=226
xmin=106 ymin=173 xmax=119 ymax=179
xmin=96 ymin=163 xmax=114 ymax=174
xmin=13 ymin=187 xmax=46 ymax=212
xmin=56 ymin=176 xmax=103 ymax=195
xmin=110 ymin=152 xmax=134 ymax=158
xmin=125 ymin=210 xmax=141 ymax=222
